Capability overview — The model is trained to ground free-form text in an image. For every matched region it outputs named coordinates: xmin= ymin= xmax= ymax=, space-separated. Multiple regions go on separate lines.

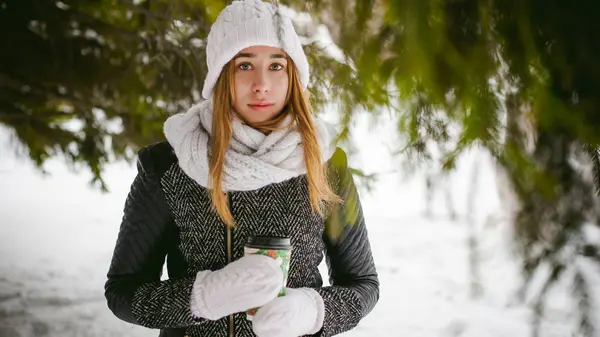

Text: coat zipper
xmin=227 ymin=224 xmax=234 ymax=337
xmin=227 ymin=192 xmax=234 ymax=337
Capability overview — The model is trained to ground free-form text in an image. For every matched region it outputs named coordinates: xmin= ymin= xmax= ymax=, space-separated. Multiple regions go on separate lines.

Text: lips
xmin=248 ymin=101 xmax=274 ymax=108
xmin=247 ymin=101 xmax=275 ymax=111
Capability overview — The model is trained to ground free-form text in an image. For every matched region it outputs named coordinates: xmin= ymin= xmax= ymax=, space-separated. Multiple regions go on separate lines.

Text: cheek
xmin=233 ymin=74 xmax=251 ymax=102
xmin=275 ymin=73 xmax=289 ymax=98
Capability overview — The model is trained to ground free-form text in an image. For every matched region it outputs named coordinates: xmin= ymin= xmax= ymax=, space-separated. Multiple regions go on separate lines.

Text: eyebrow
xmin=234 ymin=53 xmax=287 ymax=59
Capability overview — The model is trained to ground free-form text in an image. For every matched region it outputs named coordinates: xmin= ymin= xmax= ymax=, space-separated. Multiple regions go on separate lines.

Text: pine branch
xmin=582 ymin=144 xmax=600 ymax=196
xmin=116 ymin=0 xmax=201 ymax=24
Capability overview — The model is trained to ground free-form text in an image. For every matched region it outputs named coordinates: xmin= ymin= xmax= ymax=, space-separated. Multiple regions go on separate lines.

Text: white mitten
xmin=190 ymin=254 xmax=283 ymax=320
xmin=252 ymin=287 xmax=325 ymax=337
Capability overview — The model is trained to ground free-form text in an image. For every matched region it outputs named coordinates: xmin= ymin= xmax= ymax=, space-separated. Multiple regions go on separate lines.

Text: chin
xmin=240 ymin=110 xmax=280 ymax=123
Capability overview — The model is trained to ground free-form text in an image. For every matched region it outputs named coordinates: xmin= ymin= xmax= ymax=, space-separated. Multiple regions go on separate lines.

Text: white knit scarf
xmin=163 ymin=100 xmax=336 ymax=192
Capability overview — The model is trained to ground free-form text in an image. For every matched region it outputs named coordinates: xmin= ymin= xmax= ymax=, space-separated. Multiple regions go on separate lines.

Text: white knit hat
xmin=201 ymin=0 xmax=310 ymax=100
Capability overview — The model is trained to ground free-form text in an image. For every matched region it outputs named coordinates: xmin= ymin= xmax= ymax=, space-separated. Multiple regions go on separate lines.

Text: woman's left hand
xmin=252 ymin=287 xmax=325 ymax=337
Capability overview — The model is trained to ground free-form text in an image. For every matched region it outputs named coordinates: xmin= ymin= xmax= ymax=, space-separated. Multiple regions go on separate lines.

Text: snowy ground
xmin=1 ymin=117 xmax=599 ymax=337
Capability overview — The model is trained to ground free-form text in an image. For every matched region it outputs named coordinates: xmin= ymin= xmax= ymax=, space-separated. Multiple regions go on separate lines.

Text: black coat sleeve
xmin=313 ymin=148 xmax=380 ymax=336
xmin=104 ymin=142 xmax=203 ymax=329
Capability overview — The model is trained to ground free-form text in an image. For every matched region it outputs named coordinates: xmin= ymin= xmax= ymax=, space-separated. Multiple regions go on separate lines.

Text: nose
xmin=251 ymin=70 xmax=269 ymax=94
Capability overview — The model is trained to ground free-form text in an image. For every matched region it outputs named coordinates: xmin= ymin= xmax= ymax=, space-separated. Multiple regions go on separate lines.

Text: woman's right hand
xmin=190 ymin=254 xmax=283 ymax=320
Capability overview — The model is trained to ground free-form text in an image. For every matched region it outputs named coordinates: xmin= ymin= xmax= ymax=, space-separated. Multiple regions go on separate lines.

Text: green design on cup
xmin=244 ymin=236 xmax=292 ymax=321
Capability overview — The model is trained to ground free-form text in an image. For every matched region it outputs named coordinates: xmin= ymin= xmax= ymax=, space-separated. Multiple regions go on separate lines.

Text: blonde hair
xmin=210 ymin=56 xmax=340 ymax=227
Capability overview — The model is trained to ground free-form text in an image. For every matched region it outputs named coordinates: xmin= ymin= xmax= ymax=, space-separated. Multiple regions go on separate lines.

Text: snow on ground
xmin=1 ymin=117 xmax=599 ymax=337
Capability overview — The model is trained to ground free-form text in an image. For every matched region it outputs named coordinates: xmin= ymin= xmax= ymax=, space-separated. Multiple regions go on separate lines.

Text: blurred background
xmin=1 ymin=0 xmax=600 ymax=336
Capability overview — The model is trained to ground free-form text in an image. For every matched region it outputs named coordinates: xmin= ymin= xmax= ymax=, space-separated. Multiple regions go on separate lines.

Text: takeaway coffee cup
xmin=244 ymin=235 xmax=292 ymax=321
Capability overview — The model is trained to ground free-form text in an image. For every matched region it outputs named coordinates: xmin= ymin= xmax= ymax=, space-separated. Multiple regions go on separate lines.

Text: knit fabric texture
xmin=252 ymin=287 xmax=326 ymax=337
xmin=201 ymin=0 xmax=310 ymax=99
xmin=189 ymin=254 xmax=283 ymax=320
xmin=163 ymin=99 xmax=336 ymax=192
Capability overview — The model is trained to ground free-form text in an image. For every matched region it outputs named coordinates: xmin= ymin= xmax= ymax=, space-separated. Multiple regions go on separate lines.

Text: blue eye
xmin=270 ymin=64 xmax=284 ymax=71
xmin=239 ymin=64 xmax=252 ymax=70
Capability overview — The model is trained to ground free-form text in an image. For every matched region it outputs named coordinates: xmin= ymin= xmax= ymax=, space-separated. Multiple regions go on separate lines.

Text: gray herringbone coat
xmin=105 ymin=141 xmax=379 ymax=337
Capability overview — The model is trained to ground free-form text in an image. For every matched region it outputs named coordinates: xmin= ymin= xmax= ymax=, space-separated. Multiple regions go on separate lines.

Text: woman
xmin=104 ymin=0 xmax=379 ymax=336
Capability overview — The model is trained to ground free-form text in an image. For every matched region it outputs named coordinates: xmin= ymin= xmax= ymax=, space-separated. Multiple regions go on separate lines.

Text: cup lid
xmin=245 ymin=235 xmax=292 ymax=250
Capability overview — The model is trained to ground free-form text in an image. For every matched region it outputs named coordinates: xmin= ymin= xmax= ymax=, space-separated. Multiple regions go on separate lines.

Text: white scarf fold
xmin=163 ymin=100 xmax=336 ymax=191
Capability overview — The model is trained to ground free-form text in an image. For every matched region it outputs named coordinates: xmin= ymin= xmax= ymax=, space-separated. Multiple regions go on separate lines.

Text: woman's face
xmin=232 ymin=45 xmax=290 ymax=125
